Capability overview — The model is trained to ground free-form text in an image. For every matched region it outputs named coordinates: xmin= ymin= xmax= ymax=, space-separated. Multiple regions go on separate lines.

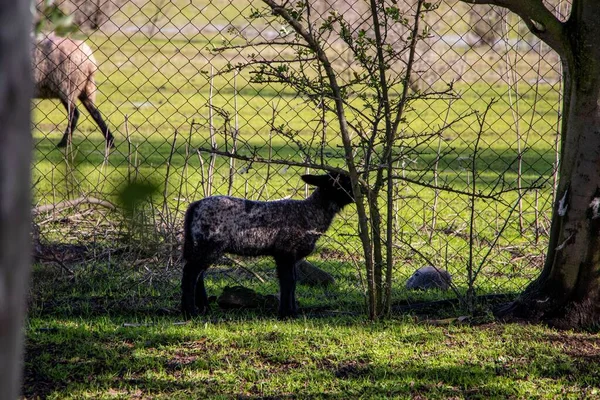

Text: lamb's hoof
xmin=182 ymin=305 xmax=208 ymax=320
xmin=277 ymin=310 xmax=298 ymax=320
xmin=182 ymin=308 xmax=195 ymax=320
xmin=278 ymin=314 xmax=298 ymax=321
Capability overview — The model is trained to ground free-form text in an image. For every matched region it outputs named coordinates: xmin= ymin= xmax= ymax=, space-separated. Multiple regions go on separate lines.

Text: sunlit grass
xmin=25 ymin=3 xmax=579 ymax=398
xmin=32 ymin=20 xmax=559 ymax=302
xmin=24 ymin=310 xmax=600 ymax=399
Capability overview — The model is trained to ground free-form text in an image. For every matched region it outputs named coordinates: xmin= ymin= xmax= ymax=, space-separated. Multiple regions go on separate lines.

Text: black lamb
xmin=181 ymin=172 xmax=354 ymax=319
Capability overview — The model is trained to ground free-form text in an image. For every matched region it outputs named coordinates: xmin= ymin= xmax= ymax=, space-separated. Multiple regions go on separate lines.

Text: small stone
xmin=217 ymin=286 xmax=279 ymax=310
xmin=405 ymin=265 xmax=452 ymax=291
xmin=296 ymin=260 xmax=335 ymax=287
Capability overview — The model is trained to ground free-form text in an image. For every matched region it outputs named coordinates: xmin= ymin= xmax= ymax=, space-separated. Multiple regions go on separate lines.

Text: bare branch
xmin=196 ymin=146 xmax=346 ymax=174
xmin=197 ymin=145 xmax=543 ymax=202
xmin=33 ymin=196 xmax=116 ymax=215
xmin=388 ymin=174 xmax=535 ymax=202
xmin=212 ymin=41 xmax=312 ymax=52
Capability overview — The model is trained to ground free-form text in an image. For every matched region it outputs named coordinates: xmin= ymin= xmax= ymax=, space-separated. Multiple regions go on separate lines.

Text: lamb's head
xmin=301 ymin=171 xmax=355 ymax=208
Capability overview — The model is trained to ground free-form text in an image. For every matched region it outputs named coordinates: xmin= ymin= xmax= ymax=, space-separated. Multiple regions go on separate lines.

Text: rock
xmin=296 ymin=260 xmax=335 ymax=287
xmin=405 ymin=266 xmax=452 ymax=291
xmin=217 ymin=286 xmax=279 ymax=310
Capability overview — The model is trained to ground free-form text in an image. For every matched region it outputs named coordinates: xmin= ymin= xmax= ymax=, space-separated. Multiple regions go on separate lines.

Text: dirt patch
xmin=22 ymin=368 xmax=64 ymax=399
xmin=543 ymin=332 xmax=600 ymax=360
xmin=34 ymin=242 xmax=89 ymax=265
xmin=237 ymin=395 xmax=296 ymax=400
xmin=333 ymin=360 xmax=372 ymax=379
xmin=165 ymin=354 xmax=198 ymax=371
xmin=317 ymin=248 xmax=350 ymax=261
xmin=22 ymin=341 xmax=74 ymax=398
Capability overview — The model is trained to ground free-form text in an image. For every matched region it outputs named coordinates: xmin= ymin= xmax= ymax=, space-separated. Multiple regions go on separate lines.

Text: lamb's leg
xmin=57 ymin=98 xmax=79 ymax=148
xmin=194 ymin=270 xmax=208 ymax=311
xmin=181 ymin=259 xmax=210 ymax=319
xmin=275 ymin=255 xmax=298 ymax=319
xmin=79 ymin=94 xmax=115 ymax=148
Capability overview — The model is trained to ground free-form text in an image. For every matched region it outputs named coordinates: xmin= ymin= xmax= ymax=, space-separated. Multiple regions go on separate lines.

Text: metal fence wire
xmin=31 ymin=0 xmax=567 ymax=315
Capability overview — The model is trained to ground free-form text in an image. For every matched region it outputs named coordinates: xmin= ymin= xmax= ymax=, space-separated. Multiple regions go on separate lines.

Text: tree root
xmin=495 ymin=293 xmax=600 ymax=330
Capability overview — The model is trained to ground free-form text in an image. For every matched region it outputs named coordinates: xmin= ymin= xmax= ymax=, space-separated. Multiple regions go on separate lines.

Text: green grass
xmin=26 ymin=254 xmax=600 ymax=399
xmin=25 ymin=306 xmax=600 ymax=398
xmin=32 ymin=21 xmax=559 ymax=302
xmin=25 ymin=3 xmax=590 ymax=398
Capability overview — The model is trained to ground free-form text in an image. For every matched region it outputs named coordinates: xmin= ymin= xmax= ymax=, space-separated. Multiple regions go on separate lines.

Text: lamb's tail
xmin=183 ymin=202 xmax=199 ymax=261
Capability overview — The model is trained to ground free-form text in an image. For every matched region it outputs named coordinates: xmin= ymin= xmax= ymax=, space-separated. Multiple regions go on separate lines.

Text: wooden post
xmin=0 ymin=1 xmax=33 ymax=398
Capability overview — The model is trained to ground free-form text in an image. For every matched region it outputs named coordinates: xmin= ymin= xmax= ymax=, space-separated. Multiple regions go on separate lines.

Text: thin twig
xmin=125 ymin=114 xmax=132 ymax=184
xmin=430 ymin=98 xmax=454 ymax=243
xmin=257 ymin=101 xmax=277 ymax=200
xmin=467 ymin=100 xmax=496 ymax=310
xmin=228 ymin=69 xmax=239 ymax=196
xmin=162 ymin=129 xmax=179 ymax=222
xmin=208 ymin=65 xmax=216 ymax=196
xmin=502 ymin=14 xmax=524 ymax=233
xmin=221 ymin=256 xmax=266 ymax=283
xmin=33 ymin=196 xmax=116 ymax=215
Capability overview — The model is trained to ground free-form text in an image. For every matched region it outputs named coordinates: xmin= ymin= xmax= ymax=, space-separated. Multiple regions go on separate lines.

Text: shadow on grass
xmin=29 ymin=232 xmax=532 ymax=322
xmin=28 ymin=244 xmax=575 ymax=398
xmin=32 ymin=132 xmax=556 ymax=183
xmin=23 ymin=317 xmax=600 ymax=399
xmin=29 ymin=251 xmax=511 ymax=323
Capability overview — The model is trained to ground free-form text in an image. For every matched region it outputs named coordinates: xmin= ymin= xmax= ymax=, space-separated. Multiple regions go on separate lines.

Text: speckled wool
xmin=181 ymin=172 xmax=354 ymax=319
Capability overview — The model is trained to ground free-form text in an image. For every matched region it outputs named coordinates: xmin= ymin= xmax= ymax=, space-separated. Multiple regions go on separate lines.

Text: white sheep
xmin=33 ymin=33 xmax=114 ymax=147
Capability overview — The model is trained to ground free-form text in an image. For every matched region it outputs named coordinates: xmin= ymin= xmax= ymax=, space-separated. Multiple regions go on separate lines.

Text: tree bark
xmin=0 ymin=1 xmax=33 ymax=398
xmin=495 ymin=1 xmax=600 ymax=328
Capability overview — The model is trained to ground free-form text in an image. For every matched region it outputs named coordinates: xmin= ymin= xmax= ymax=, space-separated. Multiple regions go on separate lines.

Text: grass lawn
xmin=24 ymin=304 xmax=600 ymax=398
xmin=24 ymin=256 xmax=600 ymax=399
xmin=25 ymin=4 xmax=587 ymax=398
xmin=25 ymin=218 xmax=600 ymax=400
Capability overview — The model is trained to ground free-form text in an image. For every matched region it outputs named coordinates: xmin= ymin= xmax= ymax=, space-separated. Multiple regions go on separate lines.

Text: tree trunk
xmin=497 ymin=4 xmax=600 ymax=328
xmin=0 ymin=1 xmax=33 ymax=398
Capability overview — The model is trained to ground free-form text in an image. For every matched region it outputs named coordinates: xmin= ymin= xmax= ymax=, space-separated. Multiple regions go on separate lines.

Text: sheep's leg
xmin=275 ymin=255 xmax=298 ymax=319
xmin=181 ymin=260 xmax=210 ymax=319
xmin=57 ymin=99 xmax=79 ymax=148
xmin=79 ymin=95 xmax=115 ymax=148
xmin=194 ymin=270 xmax=209 ymax=311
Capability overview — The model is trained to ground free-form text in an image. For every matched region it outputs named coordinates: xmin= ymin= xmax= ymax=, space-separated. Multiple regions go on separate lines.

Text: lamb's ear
xmin=301 ymin=174 xmax=328 ymax=187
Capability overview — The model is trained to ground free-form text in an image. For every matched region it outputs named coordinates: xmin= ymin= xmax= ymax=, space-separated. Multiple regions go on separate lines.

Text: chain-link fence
xmin=31 ymin=0 xmax=567 ymax=316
